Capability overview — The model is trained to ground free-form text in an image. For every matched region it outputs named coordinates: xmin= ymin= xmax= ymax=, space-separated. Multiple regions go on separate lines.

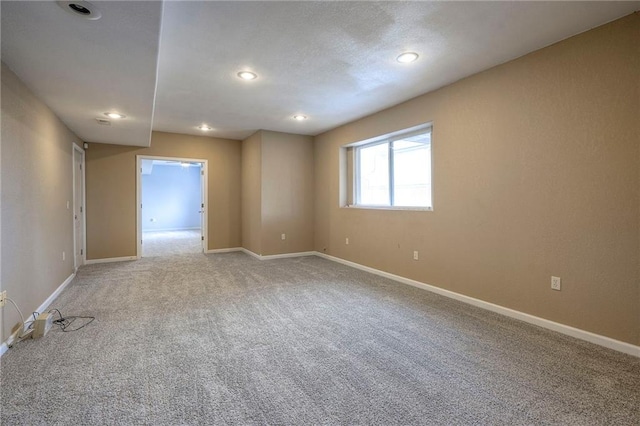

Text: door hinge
xmin=201 ymin=203 xmax=204 ymax=208
xmin=201 ymin=236 xmax=204 ymax=241
xmin=80 ymin=164 xmax=82 ymax=171
xmin=80 ymin=206 xmax=83 ymax=213
xmin=81 ymin=249 xmax=83 ymax=255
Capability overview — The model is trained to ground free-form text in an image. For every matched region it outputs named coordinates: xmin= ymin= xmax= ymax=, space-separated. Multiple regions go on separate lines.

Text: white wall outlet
xmin=62 ymin=251 xmax=66 ymax=261
xmin=66 ymin=201 xmax=70 ymax=209
xmin=413 ymin=251 xmax=419 ymax=260
xmin=0 ymin=290 xmax=7 ymax=308
xmin=345 ymin=237 xmax=349 ymax=245
xmin=281 ymin=233 xmax=286 ymax=240
xmin=551 ymin=276 xmax=561 ymax=291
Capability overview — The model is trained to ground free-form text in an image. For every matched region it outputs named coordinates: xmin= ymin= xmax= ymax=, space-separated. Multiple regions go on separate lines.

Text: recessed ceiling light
xmin=104 ymin=112 xmax=126 ymax=119
xmin=57 ymin=1 xmax=102 ymax=20
xmin=237 ymin=71 xmax=258 ymax=81
xmin=293 ymin=115 xmax=307 ymax=121
xmin=396 ymin=52 xmax=419 ymax=63
xmin=198 ymin=125 xmax=213 ymax=131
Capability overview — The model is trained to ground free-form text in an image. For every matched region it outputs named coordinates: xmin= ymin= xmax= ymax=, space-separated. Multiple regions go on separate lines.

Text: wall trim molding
xmin=143 ymin=227 xmax=201 ymax=233
xmin=205 ymin=247 xmax=243 ymax=254
xmin=241 ymin=248 xmax=262 ymax=259
xmin=1 ymin=272 xmax=76 ymax=358
xmin=34 ymin=272 xmax=76 ymax=315
xmin=241 ymin=248 xmax=316 ymax=260
xmin=85 ymin=256 xmax=137 ymax=265
xmin=314 ymin=252 xmax=640 ymax=358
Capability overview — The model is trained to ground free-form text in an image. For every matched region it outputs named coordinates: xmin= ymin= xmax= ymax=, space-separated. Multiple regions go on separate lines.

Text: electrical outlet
xmin=551 ymin=276 xmax=561 ymax=291
xmin=345 ymin=237 xmax=349 ymax=245
xmin=62 ymin=251 xmax=66 ymax=261
xmin=281 ymin=233 xmax=286 ymax=240
xmin=0 ymin=290 xmax=7 ymax=308
xmin=413 ymin=251 xmax=419 ymax=260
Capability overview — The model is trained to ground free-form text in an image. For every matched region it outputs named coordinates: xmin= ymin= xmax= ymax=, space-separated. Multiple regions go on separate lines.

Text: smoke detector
xmin=57 ymin=1 xmax=102 ymax=20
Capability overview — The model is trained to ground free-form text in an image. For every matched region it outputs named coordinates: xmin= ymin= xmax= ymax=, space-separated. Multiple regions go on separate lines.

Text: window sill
xmin=342 ymin=205 xmax=433 ymax=212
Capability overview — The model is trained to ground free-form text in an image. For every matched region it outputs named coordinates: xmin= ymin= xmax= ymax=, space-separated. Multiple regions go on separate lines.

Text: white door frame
xmin=72 ymin=143 xmax=86 ymax=270
xmin=136 ymin=155 xmax=208 ymax=259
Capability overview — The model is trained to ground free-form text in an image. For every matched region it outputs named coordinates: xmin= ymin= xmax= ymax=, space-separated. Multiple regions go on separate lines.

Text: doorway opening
xmin=72 ymin=144 xmax=86 ymax=270
xmin=136 ymin=155 xmax=208 ymax=258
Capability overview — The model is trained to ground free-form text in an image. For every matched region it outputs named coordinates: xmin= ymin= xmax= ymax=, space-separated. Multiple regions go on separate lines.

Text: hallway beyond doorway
xmin=142 ymin=230 xmax=202 ymax=257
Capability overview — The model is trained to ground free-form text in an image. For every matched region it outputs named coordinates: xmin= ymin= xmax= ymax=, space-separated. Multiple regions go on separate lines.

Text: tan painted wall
xmin=85 ymin=131 xmax=241 ymax=259
xmin=1 ymin=63 xmax=82 ymax=341
xmin=241 ymin=131 xmax=263 ymax=254
xmin=314 ymin=14 xmax=640 ymax=345
xmin=241 ymin=130 xmax=315 ymax=256
xmin=261 ymin=131 xmax=314 ymax=255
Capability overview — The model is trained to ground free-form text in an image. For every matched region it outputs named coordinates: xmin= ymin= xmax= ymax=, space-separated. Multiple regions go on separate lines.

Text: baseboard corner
xmin=205 ymin=247 xmax=243 ymax=254
xmin=241 ymin=248 xmax=316 ymax=260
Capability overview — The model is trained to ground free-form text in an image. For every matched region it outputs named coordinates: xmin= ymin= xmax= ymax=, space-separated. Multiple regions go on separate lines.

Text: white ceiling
xmin=1 ymin=1 xmax=162 ymax=147
xmin=2 ymin=1 xmax=638 ymax=146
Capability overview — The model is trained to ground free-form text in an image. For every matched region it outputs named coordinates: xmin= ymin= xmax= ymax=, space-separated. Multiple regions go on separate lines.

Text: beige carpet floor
xmin=142 ymin=229 xmax=202 ymax=257
xmin=1 ymin=252 xmax=638 ymax=425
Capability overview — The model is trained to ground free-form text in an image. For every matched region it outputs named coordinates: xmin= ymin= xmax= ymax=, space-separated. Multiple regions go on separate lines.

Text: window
xmin=354 ymin=127 xmax=432 ymax=209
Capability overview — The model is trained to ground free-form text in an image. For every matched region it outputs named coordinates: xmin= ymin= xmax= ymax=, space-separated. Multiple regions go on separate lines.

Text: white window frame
xmin=352 ymin=125 xmax=432 ymax=211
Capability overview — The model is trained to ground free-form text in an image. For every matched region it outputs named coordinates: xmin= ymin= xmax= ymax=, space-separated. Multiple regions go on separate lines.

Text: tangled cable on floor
xmin=48 ymin=308 xmax=95 ymax=332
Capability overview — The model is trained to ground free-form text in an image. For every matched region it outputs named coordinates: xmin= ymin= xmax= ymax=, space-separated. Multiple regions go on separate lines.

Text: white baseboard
xmin=1 ymin=272 xmax=76 ymax=358
xmin=0 ymin=334 xmax=15 ymax=357
xmin=5 ymin=252 xmax=635 ymax=358
xmin=35 ymin=272 xmax=75 ymax=314
xmin=314 ymin=252 xmax=640 ymax=358
xmin=85 ymin=256 xmax=137 ymax=265
xmin=142 ymin=227 xmax=201 ymax=232
xmin=205 ymin=247 xmax=243 ymax=254
xmin=241 ymin=248 xmax=262 ymax=259
xmin=241 ymin=248 xmax=316 ymax=260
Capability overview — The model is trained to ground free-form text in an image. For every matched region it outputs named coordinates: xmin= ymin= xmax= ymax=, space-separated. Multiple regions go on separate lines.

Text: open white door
xmin=200 ymin=164 xmax=206 ymax=251
xmin=72 ymin=145 xmax=86 ymax=270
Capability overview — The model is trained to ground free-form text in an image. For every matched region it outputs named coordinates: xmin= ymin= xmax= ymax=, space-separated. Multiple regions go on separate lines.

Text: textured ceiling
xmin=1 ymin=1 xmax=638 ymax=146
xmin=1 ymin=1 xmax=162 ymax=147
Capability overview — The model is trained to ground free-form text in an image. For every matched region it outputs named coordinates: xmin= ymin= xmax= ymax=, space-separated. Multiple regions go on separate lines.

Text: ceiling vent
xmin=95 ymin=118 xmax=111 ymax=126
xmin=57 ymin=1 xmax=102 ymax=20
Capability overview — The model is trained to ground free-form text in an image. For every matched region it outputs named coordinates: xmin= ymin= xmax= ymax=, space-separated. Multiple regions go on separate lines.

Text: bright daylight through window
xmin=355 ymin=127 xmax=432 ymax=209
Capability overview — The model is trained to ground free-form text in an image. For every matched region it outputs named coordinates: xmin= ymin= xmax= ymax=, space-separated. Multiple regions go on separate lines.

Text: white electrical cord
xmin=7 ymin=297 xmax=25 ymax=325
xmin=6 ymin=297 xmax=34 ymax=342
